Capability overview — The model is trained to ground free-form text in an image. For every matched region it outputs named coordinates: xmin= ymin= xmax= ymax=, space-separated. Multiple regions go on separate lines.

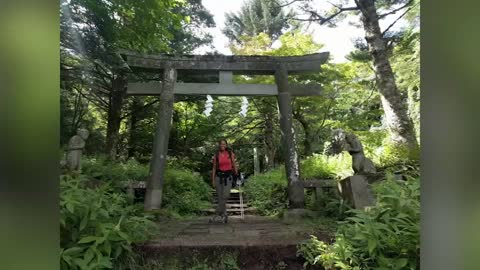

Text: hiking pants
xmin=215 ymin=175 xmax=233 ymax=216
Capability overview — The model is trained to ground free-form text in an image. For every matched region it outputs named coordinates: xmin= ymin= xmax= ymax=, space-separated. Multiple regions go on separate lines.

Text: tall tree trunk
xmin=127 ymin=97 xmax=141 ymax=159
xmin=356 ymin=0 xmax=418 ymax=151
xmin=407 ymin=86 xmax=420 ymax=140
xmin=263 ymin=105 xmax=276 ymax=170
xmin=105 ymin=73 xmax=127 ymax=160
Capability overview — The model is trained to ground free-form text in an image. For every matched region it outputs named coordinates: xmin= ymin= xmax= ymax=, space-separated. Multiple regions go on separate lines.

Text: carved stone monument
xmin=330 ymin=129 xmax=376 ymax=209
xmin=66 ymin=128 xmax=89 ymax=171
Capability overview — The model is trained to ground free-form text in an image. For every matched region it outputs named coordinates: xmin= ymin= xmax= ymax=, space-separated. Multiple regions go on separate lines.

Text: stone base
xmin=338 ymin=175 xmax=375 ymax=209
xmin=282 ymin=208 xmax=315 ymax=224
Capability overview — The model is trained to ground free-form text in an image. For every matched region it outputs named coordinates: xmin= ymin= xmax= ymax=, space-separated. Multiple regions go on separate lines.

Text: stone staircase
xmin=203 ymin=189 xmax=256 ymax=216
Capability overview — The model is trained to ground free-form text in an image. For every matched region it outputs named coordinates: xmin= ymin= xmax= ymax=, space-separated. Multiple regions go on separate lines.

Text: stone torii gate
xmin=119 ymin=51 xmax=329 ymax=211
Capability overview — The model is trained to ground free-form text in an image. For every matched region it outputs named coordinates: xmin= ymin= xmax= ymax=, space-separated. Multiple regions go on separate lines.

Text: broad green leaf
xmin=62 ymin=246 xmax=84 ymax=255
xmin=368 ymin=238 xmax=377 ymax=255
xmin=78 ymin=236 xmax=100 ymax=244
xmin=84 ymin=248 xmax=95 ymax=265
xmin=79 ymin=214 xmax=89 ymax=231
xmin=395 ymin=258 xmax=408 ymax=268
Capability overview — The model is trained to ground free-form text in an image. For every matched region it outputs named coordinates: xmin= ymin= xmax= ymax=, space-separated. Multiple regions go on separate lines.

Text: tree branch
xmin=381 ymin=5 xmax=416 ymax=37
xmin=74 ymin=87 xmax=108 ymax=111
xmin=229 ymin=121 xmax=264 ymax=142
xmin=272 ymin=0 xmax=301 ymax=8
xmin=121 ymin=99 xmax=160 ymax=120
xmin=377 ymin=0 xmax=414 ymax=19
xmin=294 ymin=6 xmax=359 ymax=25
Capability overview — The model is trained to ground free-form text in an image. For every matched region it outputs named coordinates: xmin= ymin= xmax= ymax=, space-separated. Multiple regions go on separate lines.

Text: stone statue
xmin=66 ymin=128 xmax=89 ymax=171
xmin=330 ymin=129 xmax=376 ymax=175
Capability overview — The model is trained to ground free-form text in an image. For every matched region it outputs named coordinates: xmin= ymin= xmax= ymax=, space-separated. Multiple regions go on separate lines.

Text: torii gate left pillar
xmin=144 ymin=64 xmax=176 ymax=210
xmin=275 ymin=64 xmax=304 ymax=208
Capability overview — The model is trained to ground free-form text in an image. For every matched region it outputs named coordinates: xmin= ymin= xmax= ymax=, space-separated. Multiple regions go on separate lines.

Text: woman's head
xmin=218 ymin=139 xmax=228 ymax=151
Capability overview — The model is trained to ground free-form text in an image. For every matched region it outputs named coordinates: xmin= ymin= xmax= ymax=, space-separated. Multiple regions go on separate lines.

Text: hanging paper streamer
xmin=203 ymin=95 xmax=214 ymax=116
xmin=239 ymin=96 xmax=248 ymax=117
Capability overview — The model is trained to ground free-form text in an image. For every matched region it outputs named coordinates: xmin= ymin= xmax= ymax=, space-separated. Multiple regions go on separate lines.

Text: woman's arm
xmin=231 ymin=153 xmax=238 ymax=175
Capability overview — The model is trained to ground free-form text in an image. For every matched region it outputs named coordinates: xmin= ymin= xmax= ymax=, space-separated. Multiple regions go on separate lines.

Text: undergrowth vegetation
xmin=60 ymin=174 xmax=157 ymax=269
xmin=60 ymin=156 xmax=213 ymax=269
xmin=162 ymin=168 xmax=212 ymax=216
xmin=300 ymin=153 xmax=353 ymax=180
xmin=243 ymin=167 xmax=288 ymax=216
xmin=81 ymin=155 xmax=212 ymax=216
xmin=81 ymin=156 xmax=148 ymax=187
xmin=297 ymin=177 xmax=420 ymax=270
xmin=244 ymin=153 xmax=354 ymax=216
xmin=122 ymin=251 xmax=241 ymax=270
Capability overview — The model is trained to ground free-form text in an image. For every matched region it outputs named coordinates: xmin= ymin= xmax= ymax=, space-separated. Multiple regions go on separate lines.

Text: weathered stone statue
xmin=66 ymin=128 xmax=89 ymax=171
xmin=329 ymin=129 xmax=377 ymax=209
xmin=330 ymin=129 xmax=376 ymax=175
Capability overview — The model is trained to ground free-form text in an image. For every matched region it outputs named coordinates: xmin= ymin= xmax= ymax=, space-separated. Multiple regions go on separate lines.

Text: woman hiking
xmin=209 ymin=139 xmax=238 ymax=223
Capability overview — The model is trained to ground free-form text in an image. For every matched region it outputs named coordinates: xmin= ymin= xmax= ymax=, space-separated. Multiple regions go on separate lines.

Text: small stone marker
xmin=338 ymin=175 xmax=375 ymax=209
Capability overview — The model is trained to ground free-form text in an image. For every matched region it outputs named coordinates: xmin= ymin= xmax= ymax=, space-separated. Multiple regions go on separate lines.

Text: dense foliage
xmin=81 ymin=156 xmax=148 ymax=187
xmin=60 ymin=157 xmax=213 ymax=268
xmin=81 ymin=156 xmax=212 ymax=216
xmin=223 ymin=0 xmax=294 ymax=44
xmin=244 ymin=154 xmax=353 ymax=215
xmin=243 ymin=167 xmax=288 ymax=216
xmin=162 ymin=168 xmax=212 ymax=216
xmin=60 ymin=174 xmax=156 ymax=269
xmin=298 ymin=177 xmax=420 ymax=270
xmin=300 ymin=153 xmax=353 ymax=180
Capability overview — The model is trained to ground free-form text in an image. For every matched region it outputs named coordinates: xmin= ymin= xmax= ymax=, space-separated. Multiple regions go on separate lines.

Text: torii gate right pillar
xmin=275 ymin=64 xmax=305 ymax=209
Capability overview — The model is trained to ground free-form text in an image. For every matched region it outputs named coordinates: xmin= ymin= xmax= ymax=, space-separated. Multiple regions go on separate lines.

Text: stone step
xmin=138 ymin=243 xmax=308 ymax=270
xmin=212 ymin=194 xmax=243 ymax=198
xmin=213 ymin=202 xmax=248 ymax=206
xmin=213 ymin=199 xmax=247 ymax=203
xmin=139 ymin=215 xmax=332 ymax=270
xmin=202 ymin=208 xmax=257 ymax=214
xmin=213 ymin=203 xmax=250 ymax=208
xmin=210 ymin=206 xmax=251 ymax=210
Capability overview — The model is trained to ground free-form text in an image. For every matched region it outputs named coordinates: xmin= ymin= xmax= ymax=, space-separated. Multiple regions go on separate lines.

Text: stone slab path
xmin=136 ymin=215 xmax=332 ymax=270
xmin=146 ymin=215 xmax=329 ymax=248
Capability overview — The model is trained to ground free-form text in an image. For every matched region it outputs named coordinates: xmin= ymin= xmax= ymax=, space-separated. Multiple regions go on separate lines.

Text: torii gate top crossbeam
xmin=120 ymin=51 xmax=329 ymax=75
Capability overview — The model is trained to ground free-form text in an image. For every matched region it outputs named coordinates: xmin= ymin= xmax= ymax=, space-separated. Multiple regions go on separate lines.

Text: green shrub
xmin=355 ymin=130 xmax=388 ymax=164
xmin=378 ymin=141 xmax=420 ymax=168
xmin=315 ymin=190 xmax=352 ymax=220
xmin=162 ymin=168 xmax=213 ymax=215
xmin=81 ymin=156 xmax=149 ymax=187
xmin=298 ymin=177 xmax=420 ymax=270
xmin=300 ymin=153 xmax=353 ymax=180
xmin=60 ymin=174 xmax=156 ymax=269
xmin=243 ymin=167 xmax=288 ymax=216
xmin=168 ymin=156 xmax=203 ymax=172
xmin=81 ymin=156 xmax=212 ymax=216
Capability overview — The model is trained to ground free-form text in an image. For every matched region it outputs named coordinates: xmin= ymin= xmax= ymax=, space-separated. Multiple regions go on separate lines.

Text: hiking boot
xmin=209 ymin=214 xmax=223 ymax=224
